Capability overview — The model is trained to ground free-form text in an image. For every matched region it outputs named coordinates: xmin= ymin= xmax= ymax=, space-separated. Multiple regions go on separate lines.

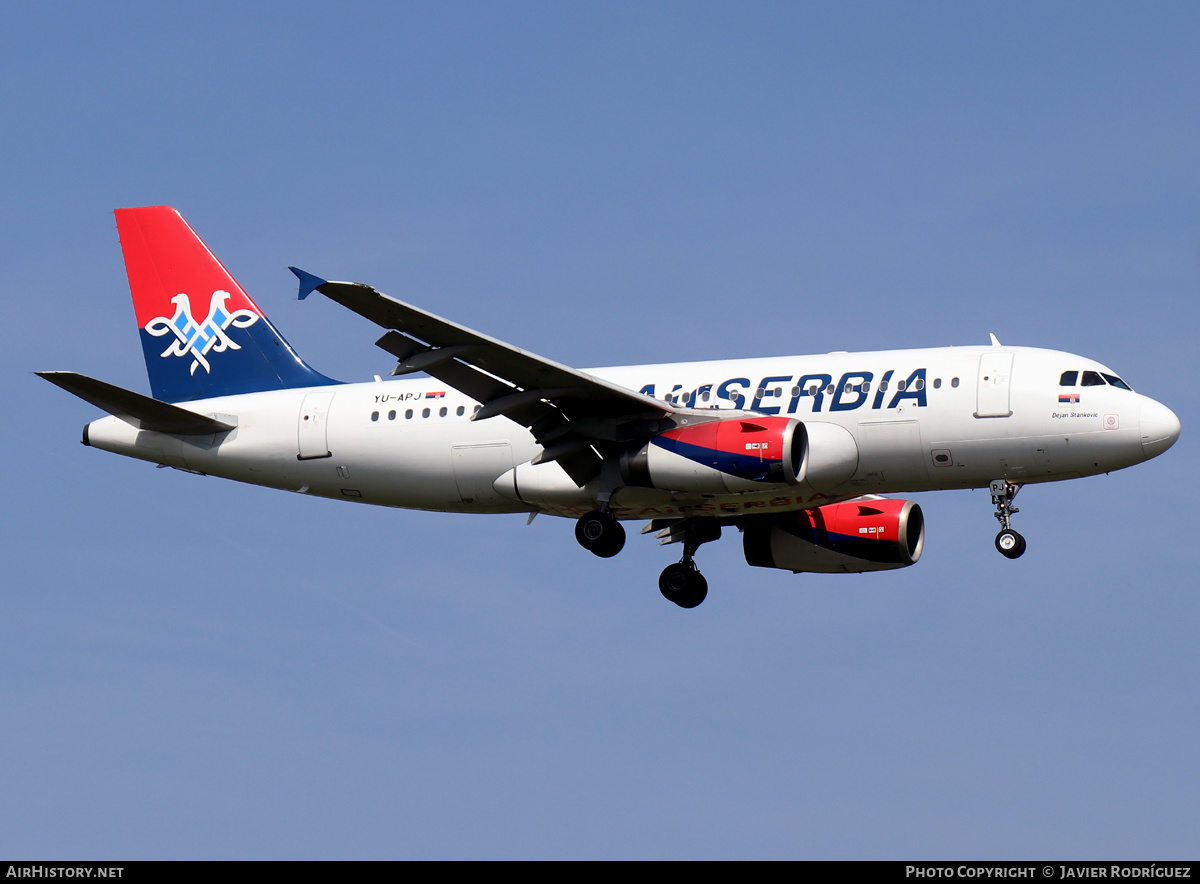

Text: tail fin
xmin=116 ymin=206 xmax=337 ymax=402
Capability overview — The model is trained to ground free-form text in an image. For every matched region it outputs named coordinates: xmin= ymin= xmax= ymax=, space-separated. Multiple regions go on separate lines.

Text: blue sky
xmin=2 ymin=1 xmax=1197 ymax=859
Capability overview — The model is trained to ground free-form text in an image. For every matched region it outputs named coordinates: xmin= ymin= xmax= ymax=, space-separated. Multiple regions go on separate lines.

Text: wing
xmin=290 ymin=268 xmax=688 ymax=485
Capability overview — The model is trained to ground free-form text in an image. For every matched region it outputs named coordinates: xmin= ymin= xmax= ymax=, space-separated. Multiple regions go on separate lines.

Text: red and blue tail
xmin=116 ymin=206 xmax=336 ymax=403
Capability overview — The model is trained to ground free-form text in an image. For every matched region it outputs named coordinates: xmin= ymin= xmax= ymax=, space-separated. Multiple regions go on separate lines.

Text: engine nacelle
xmin=796 ymin=421 xmax=859 ymax=490
xmin=743 ymin=497 xmax=924 ymax=573
xmin=622 ymin=416 xmax=803 ymax=494
xmin=621 ymin=416 xmax=860 ymax=495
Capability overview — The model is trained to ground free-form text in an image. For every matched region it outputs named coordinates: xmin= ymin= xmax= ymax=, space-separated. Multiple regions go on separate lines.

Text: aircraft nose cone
xmin=1140 ymin=397 xmax=1181 ymax=460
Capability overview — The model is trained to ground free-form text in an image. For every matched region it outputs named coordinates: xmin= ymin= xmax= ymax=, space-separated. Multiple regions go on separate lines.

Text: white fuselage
xmin=82 ymin=345 xmax=1175 ymax=520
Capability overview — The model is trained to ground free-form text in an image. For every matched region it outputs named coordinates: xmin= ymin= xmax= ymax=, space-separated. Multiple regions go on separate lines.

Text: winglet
xmin=989 ymin=333 xmax=1002 ymax=347
xmin=290 ymin=266 xmax=328 ymax=301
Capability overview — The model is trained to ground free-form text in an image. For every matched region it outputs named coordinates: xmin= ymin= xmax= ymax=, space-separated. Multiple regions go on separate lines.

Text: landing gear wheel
xmin=658 ymin=562 xmax=708 ymax=608
xmin=575 ymin=510 xmax=626 ymax=558
xmin=995 ymin=528 xmax=1026 ymax=559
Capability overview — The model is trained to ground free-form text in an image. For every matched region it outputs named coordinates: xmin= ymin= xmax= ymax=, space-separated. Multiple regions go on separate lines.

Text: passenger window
xmin=951 ymin=377 xmax=959 ymax=388
xmin=422 ymin=408 xmax=430 ymax=418
xmin=405 ymin=409 xmax=413 ymax=419
xmin=933 ymin=378 xmax=941 ymax=389
xmin=897 ymin=380 xmax=907 ymax=392
xmin=862 ymin=381 xmax=870 ymax=393
xmin=915 ymin=378 xmax=924 ymax=391
xmin=1081 ymin=371 xmax=1105 ymax=386
xmin=1059 ymin=371 xmax=1078 ymax=386
xmin=456 ymin=405 xmax=465 ymax=416
xmin=1102 ymin=373 xmax=1132 ymax=391
xmin=880 ymin=381 xmax=888 ymax=392
xmin=388 ymin=410 xmax=396 ymax=420
xmin=371 ymin=411 xmax=379 ymax=422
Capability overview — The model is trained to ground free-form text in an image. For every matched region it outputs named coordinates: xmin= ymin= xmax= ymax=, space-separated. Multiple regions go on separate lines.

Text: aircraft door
xmin=297 ymin=391 xmax=335 ymax=459
xmin=452 ymin=442 xmax=515 ymax=507
xmin=975 ymin=352 xmax=1014 ymax=418
xmin=853 ymin=420 xmax=929 ymax=488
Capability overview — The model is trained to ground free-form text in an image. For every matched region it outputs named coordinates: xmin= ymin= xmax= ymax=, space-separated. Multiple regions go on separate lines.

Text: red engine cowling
xmin=742 ymin=497 xmax=924 ymax=573
xmin=622 ymin=416 xmax=803 ymax=494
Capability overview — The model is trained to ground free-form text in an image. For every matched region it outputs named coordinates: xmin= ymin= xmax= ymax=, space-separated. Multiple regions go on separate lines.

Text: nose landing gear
xmin=990 ymin=479 xmax=1026 ymax=559
xmin=995 ymin=528 xmax=1026 ymax=558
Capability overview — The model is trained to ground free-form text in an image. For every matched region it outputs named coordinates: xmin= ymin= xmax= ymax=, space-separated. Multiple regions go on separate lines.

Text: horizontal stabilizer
xmin=36 ymin=372 xmax=236 ymax=435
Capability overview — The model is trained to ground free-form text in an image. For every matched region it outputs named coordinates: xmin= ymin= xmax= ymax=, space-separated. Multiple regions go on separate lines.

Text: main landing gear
xmin=575 ymin=509 xmax=626 ymax=558
xmin=654 ymin=519 xmax=721 ymax=609
xmin=659 ymin=562 xmax=707 ymax=609
xmin=573 ymin=510 xmax=719 ymax=609
xmin=990 ymin=479 xmax=1026 ymax=559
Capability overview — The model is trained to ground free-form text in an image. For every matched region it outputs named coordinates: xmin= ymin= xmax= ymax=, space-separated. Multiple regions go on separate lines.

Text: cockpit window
xmin=1080 ymin=371 xmax=1106 ymax=386
xmin=1059 ymin=370 xmax=1078 ymax=386
xmin=1102 ymin=373 xmax=1132 ymax=391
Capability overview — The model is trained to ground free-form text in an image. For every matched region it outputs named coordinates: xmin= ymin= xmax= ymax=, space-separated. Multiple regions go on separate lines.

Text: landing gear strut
xmin=990 ymin=479 xmax=1026 ymax=559
xmin=656 ymin=520 xmax=721 ymax=608
xmin=575 ymin=509 xmax=626 ymax=558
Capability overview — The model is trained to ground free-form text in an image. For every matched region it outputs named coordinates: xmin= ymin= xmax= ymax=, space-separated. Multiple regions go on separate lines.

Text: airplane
xmin=39 ymin=206 xmax=1181 ymax=608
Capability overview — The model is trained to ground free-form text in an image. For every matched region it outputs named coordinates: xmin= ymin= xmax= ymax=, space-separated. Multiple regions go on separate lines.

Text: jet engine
xmin=621 ymin=416 xmax=803 ymax=494
xmin=742 ymin=497 xmax=924 ymax=573
xmin=620 ymin=416 xmax=859 ymax=495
